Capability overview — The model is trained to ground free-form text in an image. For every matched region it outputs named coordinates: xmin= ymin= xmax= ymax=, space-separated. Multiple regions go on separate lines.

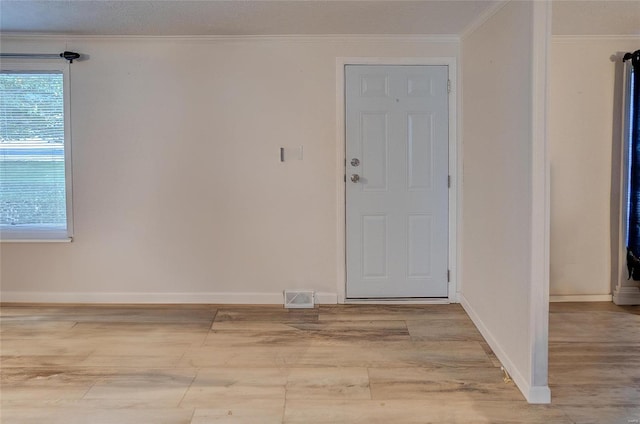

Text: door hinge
xmin=448 ymin=175 xmax=451 ymax=188
xmin=344 ymin=174 xmax=347 ymax=183
xmin=447 ymin=270 xmax=450 ymax=282
xmin=447 ymin=79 xmax=451 ymax=94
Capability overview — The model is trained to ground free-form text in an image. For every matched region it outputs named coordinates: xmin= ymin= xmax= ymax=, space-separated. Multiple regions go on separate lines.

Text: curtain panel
xmin=623 ymin=50 xmax=640 ymax=279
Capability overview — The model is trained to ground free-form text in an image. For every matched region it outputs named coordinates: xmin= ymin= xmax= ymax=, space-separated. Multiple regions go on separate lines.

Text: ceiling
xmin=0 ymin=1 xmax=637 ymax=37
xmin=0 ymin=0 xmax=497 ymax=36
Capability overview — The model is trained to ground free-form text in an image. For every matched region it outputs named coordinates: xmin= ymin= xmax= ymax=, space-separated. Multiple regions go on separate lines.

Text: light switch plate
xmin=280 ymin=146 xmax=303 ymax=161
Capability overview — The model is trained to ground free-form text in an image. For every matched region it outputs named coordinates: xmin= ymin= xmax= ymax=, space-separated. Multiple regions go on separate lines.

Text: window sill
xmin=1 ymin=237 xmax=72 ymax=243
xmin=1 ymin=227 xmax=73 ymax=243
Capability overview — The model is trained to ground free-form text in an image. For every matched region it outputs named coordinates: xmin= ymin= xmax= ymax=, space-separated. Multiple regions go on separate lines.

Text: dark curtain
xmin=624 ymin=50 xmax=640 ymax=279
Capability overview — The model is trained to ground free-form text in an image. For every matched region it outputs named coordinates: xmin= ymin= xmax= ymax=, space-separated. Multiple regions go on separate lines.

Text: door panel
xmin=408 ymin=214 xmax=432 ymax=278
xmin=361 ymin=113 xmax=389 ymax=191
xmin=362 ymin=215 xmax=388 ymax=278
xmin=346 ymin=65 xmax=449 ymax=298
xmin=408 ymin=112 xmax=434 ymax=190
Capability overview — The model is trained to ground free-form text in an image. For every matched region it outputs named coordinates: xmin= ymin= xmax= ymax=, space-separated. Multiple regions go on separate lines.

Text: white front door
xmin=345 ymin=65 xmax=449 ymax=298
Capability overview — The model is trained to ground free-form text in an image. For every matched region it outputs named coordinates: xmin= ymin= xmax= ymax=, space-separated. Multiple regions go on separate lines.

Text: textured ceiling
xmin=552 ymin=1 xmax=640 ymax=36
xmin=0 ymin=0 xmax=498 ymax=36
xmin=2 ymin=1 xmax=636 ymax=37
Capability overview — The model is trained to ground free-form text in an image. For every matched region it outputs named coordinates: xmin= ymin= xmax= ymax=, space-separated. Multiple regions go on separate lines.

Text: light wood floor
xmin=0 ymin=302 xmax=638 ymax=423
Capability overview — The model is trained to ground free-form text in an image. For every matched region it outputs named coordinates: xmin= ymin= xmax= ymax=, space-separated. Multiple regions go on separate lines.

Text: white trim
xmin=0 ymin=291 xmax=339 ymax=305
xmin=336 ymin=59 xmax=347 ymax=304
xmin=0 ymin=237 xmax=72 ymax=243
xmin=447 ymin=60 xmax=459 ymax=303
xmin=460 ymin=1 xmax=509 ymax=40
xmin=0 ymin=60 xmax=74 ymax=241
xmin=460 ymin=294 xmax=551 ymax=404
xmin=550 ymin=294 xmax=613 ymax=302
xmin=529 ymin=0 xmax=551 ymax=404
xmin=613 ymin=286 xmax=640 ymax=306
xmin=315 ymin=292 xmax=339 ymax=305
xmin=455 ymin=36 xmax=465 ymax=301
xmin=335 ymin=57 xmax=459 ymax=304
xmin=345 ymin=299 xmax=449 ymax=305
xmin=0 ymin=33 xmax=460 ymax=43
xmin=527 ymin=386 xmax=553 ymax=405
xmin=552 ymin=35 xmax=640 ymax=42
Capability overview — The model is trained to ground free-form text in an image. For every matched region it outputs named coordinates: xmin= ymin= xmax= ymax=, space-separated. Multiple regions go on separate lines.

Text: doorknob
xmin=350 ymin=174 xmax=360 ymax=183
xmin=350 ymin=158 xmax=360 ymax=167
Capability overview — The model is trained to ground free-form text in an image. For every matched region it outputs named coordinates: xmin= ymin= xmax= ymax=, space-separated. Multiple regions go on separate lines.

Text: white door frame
xmin=335 ymin=57 xmax=459 ymax=304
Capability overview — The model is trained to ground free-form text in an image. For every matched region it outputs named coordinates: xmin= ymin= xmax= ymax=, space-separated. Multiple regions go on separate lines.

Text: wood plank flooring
xmin=0 ymin=302 xmax=638 ymax=423
xmin=548 ymin=301 xmax=640 ymax=423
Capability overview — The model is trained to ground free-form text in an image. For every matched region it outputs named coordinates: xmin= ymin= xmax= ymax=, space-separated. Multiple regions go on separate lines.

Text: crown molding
xmin=0 ymin=33 xmax=460 ymax=43
xmin=552 ymin=34 xmax=640 ymax=42
xmin=460 ymin=1 xmax=509 ymax=40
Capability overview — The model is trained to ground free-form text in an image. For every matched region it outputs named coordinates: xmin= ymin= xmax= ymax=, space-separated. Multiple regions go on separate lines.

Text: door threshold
xmin=344 ymin=298 xmax=450 ymax=305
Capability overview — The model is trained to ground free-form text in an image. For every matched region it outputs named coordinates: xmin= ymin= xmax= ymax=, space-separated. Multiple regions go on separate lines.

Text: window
xmin=623 ymin=50 xmax=639 ymax=278
xmin=0 ymin=62 xmax=72 ymax=241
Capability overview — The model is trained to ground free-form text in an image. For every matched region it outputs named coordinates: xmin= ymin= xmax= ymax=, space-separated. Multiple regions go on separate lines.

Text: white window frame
xmin=0 ymin=60 xmax=73 ymax=242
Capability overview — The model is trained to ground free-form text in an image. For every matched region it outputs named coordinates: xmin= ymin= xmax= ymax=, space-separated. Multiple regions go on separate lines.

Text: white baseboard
xmin=613 ymin=286 xmax=640 ymax=305
xmin=549 ymin=294 xmax=612 ymax=303
xmin=527 ymin=385 xmax=552 ymax=404
xmin=0 ymin=291 xmax=339 ymax=305
xmin=344 ymin=299 xmax=450 ymax=305
xmin=459 ymin=294 xmax=551 ymax=404
xmin=315 ymin=292 xmax=339 ymax=305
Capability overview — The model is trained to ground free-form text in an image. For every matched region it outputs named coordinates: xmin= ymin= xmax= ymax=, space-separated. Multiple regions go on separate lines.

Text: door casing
xmin=335 ymin=57 xmax=459 ymax=304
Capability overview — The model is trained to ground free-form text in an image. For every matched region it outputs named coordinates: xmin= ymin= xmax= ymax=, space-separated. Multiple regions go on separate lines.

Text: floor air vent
xmin=283 ymin=290 xmax=315 ymax=308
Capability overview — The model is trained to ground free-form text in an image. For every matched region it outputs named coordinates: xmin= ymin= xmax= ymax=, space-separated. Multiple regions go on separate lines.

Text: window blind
xmin=0 ymin=72 xmax=67 ymax=233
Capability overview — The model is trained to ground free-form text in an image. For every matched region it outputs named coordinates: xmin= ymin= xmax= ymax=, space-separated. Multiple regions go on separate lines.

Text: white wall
xmin=0 ymin=35 xmax=458 ymax=303
xmin=549 ymin=36 xmax=640 ymax=299
xmin=461 ymin=1 xmax=550 ymax=403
